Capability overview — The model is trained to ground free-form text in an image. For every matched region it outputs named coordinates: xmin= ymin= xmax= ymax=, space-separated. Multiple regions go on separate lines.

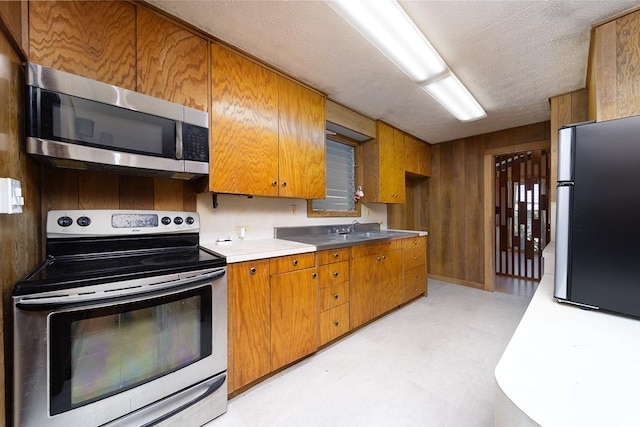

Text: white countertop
xmin=495 ymin=244 xmax=640 ymax=426
xmin=202 ymin=230 xmax=427 ymax=264
xmin=201 ymin=238 xmax=316 ymax=263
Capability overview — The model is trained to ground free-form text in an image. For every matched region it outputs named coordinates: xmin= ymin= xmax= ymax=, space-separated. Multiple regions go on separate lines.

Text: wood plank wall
xmin=428 ymin=122 xmax=550 ymax=289
xmin=0 ymin=16 xmax=39 ymax=426
xmin=589 ymin=8 xmax=640 ymax=122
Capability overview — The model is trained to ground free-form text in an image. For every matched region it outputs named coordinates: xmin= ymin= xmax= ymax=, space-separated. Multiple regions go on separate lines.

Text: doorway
xmin=494 ymin=150 xmax=550 ymax=282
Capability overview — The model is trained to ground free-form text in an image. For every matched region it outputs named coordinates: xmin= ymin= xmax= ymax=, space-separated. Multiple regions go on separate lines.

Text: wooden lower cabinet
xmin=228 ymin=259 xmax=271 ymax=393
xmin=271 ymin=267 xmax=319 ymax=370
xmin=317 ymin=248 xmax=351 ymax=346
xmin=228 ymin=239 xmax=427 ymax=395
xmin=350 ymin=241 xmax=403 ymax=329
xmin=402 ymin=236 xmax=428 ymax=302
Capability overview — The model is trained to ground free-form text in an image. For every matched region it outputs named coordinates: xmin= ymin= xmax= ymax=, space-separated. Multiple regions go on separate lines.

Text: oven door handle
xmin=15 ymin=269 xmax=226 ymax=311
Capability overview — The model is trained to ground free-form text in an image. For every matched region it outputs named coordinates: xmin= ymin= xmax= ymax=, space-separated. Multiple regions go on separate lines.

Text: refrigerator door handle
xmin=558 ymin=127 xmax=575 ymax=182
xmin=554 ymin=184 xmax=573 ymax=300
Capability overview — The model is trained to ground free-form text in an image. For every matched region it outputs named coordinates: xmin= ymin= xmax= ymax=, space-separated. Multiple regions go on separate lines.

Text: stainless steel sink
xmin=275 ymin=226 xmax=418 ymax=249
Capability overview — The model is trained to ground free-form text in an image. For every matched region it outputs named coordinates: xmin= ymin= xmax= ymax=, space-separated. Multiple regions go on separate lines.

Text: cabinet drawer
xmin=404 ymin=265 xmax=426 ymax=288
xmin=404 ymin=247 xmax=426 ymax=271
xmin=318 ymin=261 xmax=349 ymax=289
xmin=320 ymin=282 xmax=350 ymax=311
xmin=317 ymin=247 xmax=351 ymax=265
xmin=403 ymin=280 xmax=427 ymax=302
xmin=402 ymin=236 xmax=426 ymax=250
xmin=319 ymin=303 xmax=350 ymax=345
xmin=351 ymin=240 xmax=402 ymax=258
xmin=270 ymin=252 xmax=316 ymax=275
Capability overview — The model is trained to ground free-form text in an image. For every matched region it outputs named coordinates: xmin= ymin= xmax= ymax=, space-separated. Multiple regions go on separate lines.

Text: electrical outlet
xmin=0 ymin=178 xmax=24 ymax=214
xmin=236 ymin=226 xmax=247 ymax=238
xmin=366 ymin=207 xmax=371 ymax=217
xmin=291 ymin=204 xmax=297 ymax=215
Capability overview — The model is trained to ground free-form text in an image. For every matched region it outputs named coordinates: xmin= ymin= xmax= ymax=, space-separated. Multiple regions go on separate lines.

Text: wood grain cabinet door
xmin=277 ymin=76 xmax=326 ymax=199
xmin=29 ymin=0 xmax=136 ymax=89
xmin=378 ymin=123 xmax=406 ymax=203
xmin=136 ymin=7 xmax=209 ymax=111
xmin=405 ymin=134 xmax=431 ymax=177
xmin=210 ymin=44 xmax=280 ymax=196
xmin=228 ymin=260 xmax=271 ymax=393
xmin=378 ymin=249 xmax=403 ymax=314
xmin=270 ymin=268 xmax=319 ymax=370
xmin=350 ymin=253 xmax=379 ymax=329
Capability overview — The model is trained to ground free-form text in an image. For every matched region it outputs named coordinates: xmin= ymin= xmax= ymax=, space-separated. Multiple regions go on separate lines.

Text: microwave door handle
xmin=175 ymin=121 xmax=183 ymax=160
xmin=15 ymin=269 xmax=225 ymax=311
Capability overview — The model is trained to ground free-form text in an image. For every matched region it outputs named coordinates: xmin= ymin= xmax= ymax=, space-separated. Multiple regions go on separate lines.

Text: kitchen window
xmin=308 ymin=135 xmax=362 ymax=217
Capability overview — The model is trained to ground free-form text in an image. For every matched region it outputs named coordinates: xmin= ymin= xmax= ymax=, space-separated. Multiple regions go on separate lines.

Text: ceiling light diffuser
xmin=421 ymin=74 xmax=487 ymax=122
xmin=328 ymin=0 xmax=447 ymax=82
xmin=328 ymin=0 xmax=486 ymax=122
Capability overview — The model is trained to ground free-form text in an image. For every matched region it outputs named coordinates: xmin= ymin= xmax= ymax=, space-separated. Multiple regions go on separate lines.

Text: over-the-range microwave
xmin=26 ymin=63 xmax=209 ymax=180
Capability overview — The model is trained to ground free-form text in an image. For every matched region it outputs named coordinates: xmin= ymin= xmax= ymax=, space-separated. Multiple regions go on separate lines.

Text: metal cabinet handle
xmin=377 ymin=256 xmax=381 ymax=261
xmin=333 ymin=320 xmax=339 ymax=327
xmin=272 ymin=180 xmax=278 ymax=186
xmin=414 ymin=256 xmax=419 ymax=260
xmin=282 ymin=181 xmax=287 ymax=187
xmin=293 ymin=259 xmax=298 ymax=266
xmin=333 ymin=293 xmax=339 ymax=300
xmin=333 ymin=253 xmax=339 ymax=259
xmin=333 ymin=271 xmax=339 ymax=277
xmin=311 ymin=272 xmax=317 ymax=278
xmin=414 ymin=273 xmax=419 ymax=278
xmin=250 ymin=267 xmax=257 ymax=275
xmin=382 ymin=255 xmax=386 ymax=260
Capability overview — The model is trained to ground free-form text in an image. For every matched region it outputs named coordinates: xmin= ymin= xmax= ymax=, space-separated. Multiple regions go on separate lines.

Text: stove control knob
xmin=174 ymin=216 xmax=184 ymax=225
xmin=77 ymin=216 xmax=91 ymax=227
xmin=186 ymin=216 xmax=195 ymax=225
xmin=57 ymin=216 xmax=73 ymax=227
xmin=161 ymin=216 xmax=172 ymax=225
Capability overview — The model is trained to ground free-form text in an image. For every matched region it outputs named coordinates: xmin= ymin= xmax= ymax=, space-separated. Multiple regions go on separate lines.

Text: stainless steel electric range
xmin=12 ymin=210 xmax=227 ymax=427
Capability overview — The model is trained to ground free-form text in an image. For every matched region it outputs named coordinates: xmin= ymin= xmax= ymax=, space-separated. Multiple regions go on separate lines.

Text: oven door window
xmin=49 ymin=286 xmax=212 ymax=415
xmin=29 ymin=87 xmax=176 ymax=158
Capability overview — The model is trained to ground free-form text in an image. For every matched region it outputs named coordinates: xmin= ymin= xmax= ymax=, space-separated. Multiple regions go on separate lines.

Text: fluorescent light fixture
xmin=422 ymin=74 xmax=487 ymax=122
xmin=328 ymin=0 xmax=486 ymax=122
xmin=328 ymin=0 xmax=447 ymax=82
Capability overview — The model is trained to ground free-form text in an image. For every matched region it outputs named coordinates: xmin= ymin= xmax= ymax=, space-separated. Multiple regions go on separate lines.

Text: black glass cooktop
xmin=14 ymin=234 xmax=226 ymax=296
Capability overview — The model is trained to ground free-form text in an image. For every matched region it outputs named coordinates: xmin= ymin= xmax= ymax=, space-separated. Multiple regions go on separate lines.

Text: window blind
xmin=312 ymin=139 xmax=355 ymax=212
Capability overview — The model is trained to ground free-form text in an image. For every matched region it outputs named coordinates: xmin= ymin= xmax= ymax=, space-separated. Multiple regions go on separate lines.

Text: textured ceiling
xmin=148 ymin=0 xmax=638 ymax=143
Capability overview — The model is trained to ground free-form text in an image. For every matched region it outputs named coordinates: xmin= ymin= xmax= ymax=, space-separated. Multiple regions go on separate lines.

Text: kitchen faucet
xmin=349 ymin=220 xmax=360 ymax=234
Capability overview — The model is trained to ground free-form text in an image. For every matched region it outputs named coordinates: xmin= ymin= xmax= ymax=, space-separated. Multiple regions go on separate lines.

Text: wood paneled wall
xmin=428 ymin=122 xmax=550 ymax=289
xmin=588 ymin=8 xmax=640 ymax=122
xmin=0 ymin=19 xmax=40 ymax=426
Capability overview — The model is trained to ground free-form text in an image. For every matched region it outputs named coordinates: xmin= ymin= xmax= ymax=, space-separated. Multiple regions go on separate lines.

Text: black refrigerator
xmin=555 ymin=114 xmax=640 ymax=318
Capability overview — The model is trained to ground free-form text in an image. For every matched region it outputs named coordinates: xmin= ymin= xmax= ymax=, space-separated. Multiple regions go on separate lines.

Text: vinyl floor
xmin=206 ymin=279 xmax=532 ymax=427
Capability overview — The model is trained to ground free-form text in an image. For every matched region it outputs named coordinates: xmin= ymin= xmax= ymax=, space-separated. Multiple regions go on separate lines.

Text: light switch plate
xmin=0 ymin=178 xmax=24 ymax=214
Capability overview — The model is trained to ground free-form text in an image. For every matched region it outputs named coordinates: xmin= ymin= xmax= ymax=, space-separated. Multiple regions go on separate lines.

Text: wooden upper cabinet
xmin=363 ymin=121 xmax=405 ymax=203
xmin=136 ymin=7 xmax=209 ymax=111
xmin=404 ymin=134 xmax=431 ymax=177
xmin=277 ymin=76 xmax=326 ymax=199
xmin=210 ymin=44 xmax=325 ymax=198
xmin=29 ymin=1 xmax=135 ymax=89
xmin=210 ymin=44 xmax=280 ymax=196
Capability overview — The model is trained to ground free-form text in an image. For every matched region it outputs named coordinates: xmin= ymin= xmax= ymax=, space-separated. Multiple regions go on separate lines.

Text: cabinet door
xmin=277 ymin=76 xmax=326 ymax=199
xmin=210 ymin=44 xmax=279 ymax=196
xmin=405 ymin=134 xmax=431 ymax=177
xmin=378 ymin=249 xmax=403 ymax=314
xmin=377 ymin=121 xmax=406 ymax=203
xmin=350 ymin=254 xmax=378 ymax=328
xmin=271 ymin=268 xmax=319 ymax=370
xmin=228 ymin=260 xmax=271 ymax=392
xmin=136 ymin=7 xmax=209 ymax=111
xmin=29 ymin=0 xmax=135 ymax=89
